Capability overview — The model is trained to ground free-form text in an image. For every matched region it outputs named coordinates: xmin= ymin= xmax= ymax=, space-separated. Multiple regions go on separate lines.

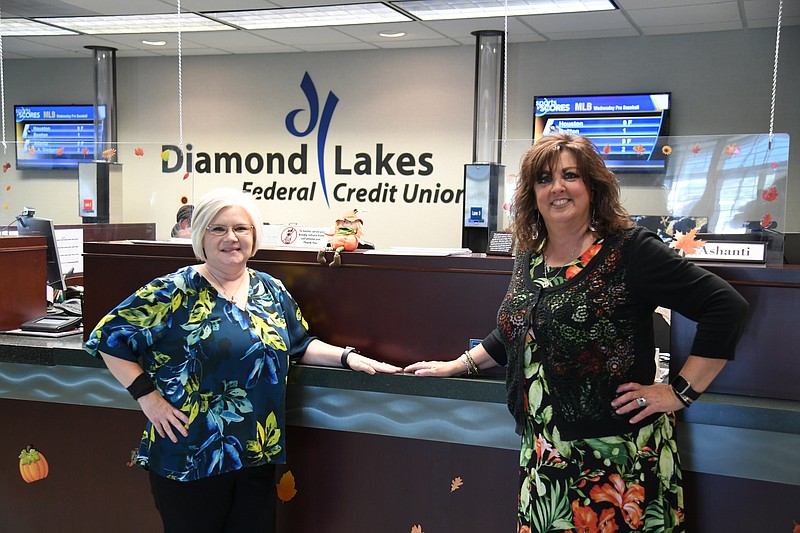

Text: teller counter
xmin=0 ymin=242 xmax=798 ymax=533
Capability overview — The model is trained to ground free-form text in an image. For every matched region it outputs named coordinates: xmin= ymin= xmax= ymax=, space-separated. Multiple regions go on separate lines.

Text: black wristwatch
xmin=341 ymin=346 xmax=359 ymax=369
xmin=671 ymin=375 xmax=701 ymax=405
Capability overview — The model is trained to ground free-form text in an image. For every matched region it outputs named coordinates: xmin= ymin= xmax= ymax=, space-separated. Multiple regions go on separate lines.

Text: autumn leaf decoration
xmin=672 ymin=229 xmax=706 ymax=256
xmin=276 ymin=471 xmax=298 ymax=503
xmin=762 ymin=186 xmax=778 ymax=202
xmin=450 ymin=476 xmax=464 ymax=492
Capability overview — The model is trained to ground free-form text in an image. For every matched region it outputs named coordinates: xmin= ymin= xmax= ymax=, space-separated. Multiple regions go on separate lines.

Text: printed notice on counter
xmin=487 ymin=231 xmax=514 ymax=256
xmin=262 ymin=225 xmax=329 ymax=249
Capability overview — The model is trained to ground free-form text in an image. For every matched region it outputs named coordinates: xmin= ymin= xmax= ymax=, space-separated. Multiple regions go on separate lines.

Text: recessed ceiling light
xmin=208 ymin=4 xmax=410 ymax=29
xmin=379 ymin=31 xmax=407 ymax=38
xmin=0 ymin=18 xmax=78 ymax=36
xmin=393 ymin=0 xmax=615 ymax=21
xmin=35 ymin=13 xmax=232 ymax=34
xmin=142 ymin=40 xmax=167 ymax=46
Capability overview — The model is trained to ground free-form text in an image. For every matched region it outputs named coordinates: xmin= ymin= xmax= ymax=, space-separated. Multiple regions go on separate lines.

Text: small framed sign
xmin=487 ymin=231 xmax=514 ymax=256
xmin=687 ymin=240 xmax=767 ymax=263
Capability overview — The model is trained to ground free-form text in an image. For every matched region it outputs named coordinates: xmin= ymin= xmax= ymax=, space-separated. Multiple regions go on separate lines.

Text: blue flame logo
xmin=285 ymin=72 xmax=339 ymax=206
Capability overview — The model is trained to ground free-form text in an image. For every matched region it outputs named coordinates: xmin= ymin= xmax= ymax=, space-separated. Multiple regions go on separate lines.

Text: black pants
xmin=149 ymin=464 xmax=277 ymax=533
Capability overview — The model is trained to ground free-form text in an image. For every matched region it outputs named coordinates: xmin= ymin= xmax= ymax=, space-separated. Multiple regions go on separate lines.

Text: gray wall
xmin=5 ymin=25 xmax=798 ymax=233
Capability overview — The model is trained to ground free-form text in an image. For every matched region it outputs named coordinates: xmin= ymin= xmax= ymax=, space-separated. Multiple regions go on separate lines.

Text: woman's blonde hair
xmin=191 ymin=188 xmax=264 ymax=261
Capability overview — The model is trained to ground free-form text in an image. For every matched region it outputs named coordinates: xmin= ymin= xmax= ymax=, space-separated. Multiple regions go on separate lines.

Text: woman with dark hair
xmin=405 ymin=134 xmax=748 ymax=532
xmin=85 ymin=188 xmax=400 ymax=532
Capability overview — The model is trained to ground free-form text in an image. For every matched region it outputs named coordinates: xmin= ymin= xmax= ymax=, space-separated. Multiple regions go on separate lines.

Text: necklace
xmin=205 ymin=267 xmax=247 ymax=304
xmin=542 ymin=232 xmax=588 ymax=288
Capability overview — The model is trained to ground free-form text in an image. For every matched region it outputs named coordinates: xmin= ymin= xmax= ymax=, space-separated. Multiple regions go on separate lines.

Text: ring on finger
xmin=636 ymin=397 xmax=647 ymax=407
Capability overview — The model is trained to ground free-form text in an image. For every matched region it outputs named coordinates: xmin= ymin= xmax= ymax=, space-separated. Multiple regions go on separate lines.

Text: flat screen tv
xmin=15 ymin=215 xmax=67 ymax=292
xmin=14 ymin=105 xmax=103 ymax=170
xmin=533 ymin=93 xmax=671 ymax=172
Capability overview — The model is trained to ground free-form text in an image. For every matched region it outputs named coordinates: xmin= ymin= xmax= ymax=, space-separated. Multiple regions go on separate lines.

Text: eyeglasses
xmin=206 ymin=224 xmax=254 ymax=236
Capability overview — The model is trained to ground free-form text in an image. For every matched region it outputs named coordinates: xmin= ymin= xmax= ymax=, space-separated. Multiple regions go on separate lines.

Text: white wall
xmin=3 ymin=26 xmax=798 ymax=247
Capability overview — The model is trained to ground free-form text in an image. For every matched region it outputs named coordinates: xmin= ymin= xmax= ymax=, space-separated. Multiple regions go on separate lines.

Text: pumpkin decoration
xmin=19 ymin=446 xmax=49 ymax=483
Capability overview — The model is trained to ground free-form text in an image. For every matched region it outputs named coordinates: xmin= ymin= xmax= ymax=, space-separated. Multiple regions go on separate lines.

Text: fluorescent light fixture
xmin=0 ymin=18 xmax=78 ymax=36
xmin=380 ymin=31 xmax=407 ymax=38
xmin=393 ymin=0 xmax=616 ymax=21
xmin=209 ymin=4 xmax=412 ymax=29
xmin=142 ymin=40 xmax=167 ymax=46
xmin=34 ymin=13 xmax=233 ymax=34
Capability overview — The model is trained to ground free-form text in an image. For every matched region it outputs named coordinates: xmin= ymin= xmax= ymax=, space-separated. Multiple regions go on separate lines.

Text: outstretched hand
xmin=348 ymin=353 xmax=403 ymax=375
xmin=138 ymin=391 xmax=190 ymax=443
xmin=403 ymin=359 xmax=463 ymax=377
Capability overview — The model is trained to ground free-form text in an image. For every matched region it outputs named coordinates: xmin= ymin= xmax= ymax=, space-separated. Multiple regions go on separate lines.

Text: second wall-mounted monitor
xmin=533 ymin=92 xmax=671 ymax=172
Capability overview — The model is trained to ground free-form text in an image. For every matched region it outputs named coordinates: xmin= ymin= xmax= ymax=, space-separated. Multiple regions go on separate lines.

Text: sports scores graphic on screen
xmin=534 ymin=93 xmax=671 ymax=172
xmin=14 ymin=105 xmax=103 ymax=170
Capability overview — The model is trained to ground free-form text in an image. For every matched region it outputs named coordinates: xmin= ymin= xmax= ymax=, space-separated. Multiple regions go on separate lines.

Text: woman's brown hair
xmin=510 ymin=134 xmax=633 ymax=253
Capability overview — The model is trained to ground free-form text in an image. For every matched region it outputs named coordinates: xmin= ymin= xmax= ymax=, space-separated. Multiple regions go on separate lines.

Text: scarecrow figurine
xmin=317 ymin=208 xmax=371 ymax=267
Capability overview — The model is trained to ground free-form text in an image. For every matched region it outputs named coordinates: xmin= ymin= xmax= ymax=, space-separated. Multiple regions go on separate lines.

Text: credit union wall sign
xmin=160 ymin=72 xmax=463 ymax=208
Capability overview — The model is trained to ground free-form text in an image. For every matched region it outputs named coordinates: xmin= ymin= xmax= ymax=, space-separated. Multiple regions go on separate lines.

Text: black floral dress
xmin=517 ymin=242 xmax=684 ymax=533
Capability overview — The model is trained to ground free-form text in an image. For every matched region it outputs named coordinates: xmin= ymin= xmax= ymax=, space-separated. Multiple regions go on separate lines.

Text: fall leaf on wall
xmin=450 ymin=476 xmax=464 ymax=492
xmin=102 ymin=148 xmax=116 ymax=159
xmin=56 ymin=147 xmax=65 ymax=155
xmin=3 ymin=163 xmax=11 ymax=173
xmin=672 ymin=229 xmax=706 ymax=256
xmin=603 ymin=145 xmax=611 ymax=155
xmin=760 ymin=214 xmax=773 ymax=228
xmin=633 ymin=144 xmax=646 ymax=156
xmin=411 ymin=525 xmax=424 ymax=533
xmin=134 ymin=147 xmax=145 ymax=157
xmin=160 ymin=149 xmax=171 ymax=161
xmin=691 ymin=143 xmax=701 ymax=155
xmin=276 ymin=471 xmax=298 ymax=503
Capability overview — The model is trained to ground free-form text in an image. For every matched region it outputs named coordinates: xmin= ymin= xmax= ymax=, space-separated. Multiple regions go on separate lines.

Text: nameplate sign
xmin=688 ymin=241 xmax=766 ymax=263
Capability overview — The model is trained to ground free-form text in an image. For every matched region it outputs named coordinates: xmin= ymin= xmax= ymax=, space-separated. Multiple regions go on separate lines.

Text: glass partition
xmin=0 ymin=133 xmax=790 ymax=265
xmin=501 ymin=133 xmax=790 ymax=265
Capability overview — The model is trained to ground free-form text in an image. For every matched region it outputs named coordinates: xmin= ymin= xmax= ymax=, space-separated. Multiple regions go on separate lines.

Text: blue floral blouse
xmin=84 ymin=265 xmax=314 ymax=482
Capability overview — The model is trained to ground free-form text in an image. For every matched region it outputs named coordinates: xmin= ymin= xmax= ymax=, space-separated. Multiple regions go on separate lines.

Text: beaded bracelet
xmin=463 ymin=351 xmax=479 ymax=376
xmin=459 ymin=354 xmax=473 ymax=375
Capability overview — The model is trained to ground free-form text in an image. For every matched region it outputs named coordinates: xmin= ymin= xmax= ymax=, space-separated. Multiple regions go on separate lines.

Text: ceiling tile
xmin=627 ymin=2 xmax=742 ymax=28
xmin=520 ymin=10 xmax=637 ymax=33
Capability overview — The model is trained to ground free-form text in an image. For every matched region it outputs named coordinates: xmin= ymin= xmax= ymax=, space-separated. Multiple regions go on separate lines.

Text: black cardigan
xmin=483 ymin=226 xmax=749 ymax=439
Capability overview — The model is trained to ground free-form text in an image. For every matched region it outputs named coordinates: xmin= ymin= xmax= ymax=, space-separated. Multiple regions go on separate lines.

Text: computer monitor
xmin=15 ymin=215 xmax=67 ymax=293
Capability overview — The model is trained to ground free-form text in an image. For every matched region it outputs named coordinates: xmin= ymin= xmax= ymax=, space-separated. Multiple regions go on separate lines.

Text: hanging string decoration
xmin=0 ymin=1 xmax=6 ymax=154
xmin=177 ymin=0 xmax=184 ymax=149
xmin=502 ymin=0 xmax=508 ymax=158
xmin=768 ymin=0 xmax=783 ymax=149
